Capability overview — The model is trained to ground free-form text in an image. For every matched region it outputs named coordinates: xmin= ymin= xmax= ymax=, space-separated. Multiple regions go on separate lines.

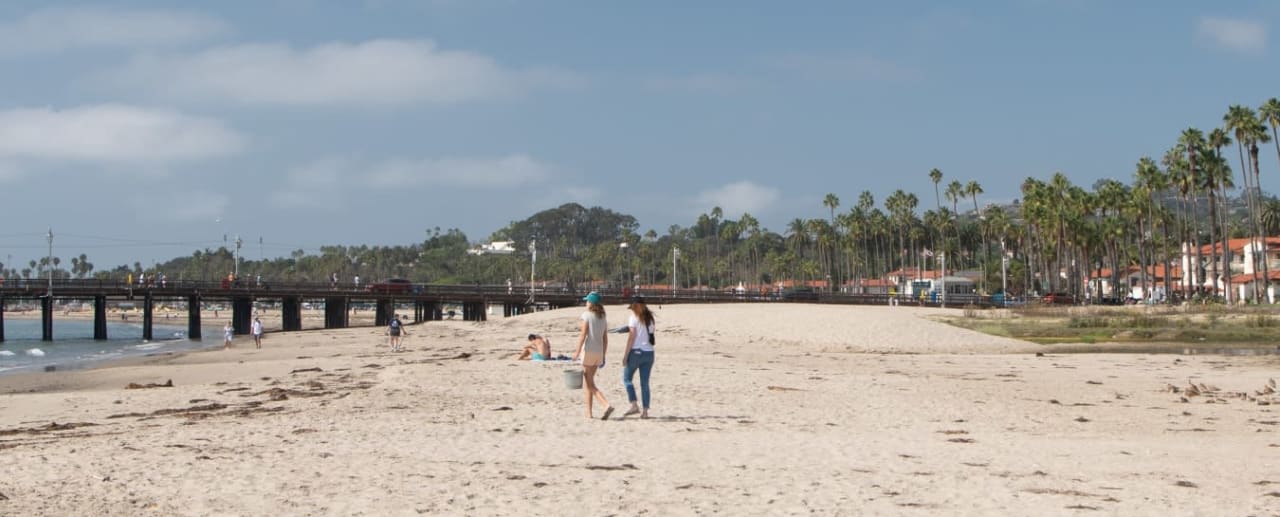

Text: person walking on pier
xmin=251 ymin=317 xmax=264 ymax=349
xmin=223 ymin=321 xmax=234 ymax=350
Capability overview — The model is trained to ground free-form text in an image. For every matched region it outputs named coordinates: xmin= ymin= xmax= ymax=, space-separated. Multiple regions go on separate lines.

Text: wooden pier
xmin=0 ymin=279 xmax=991 ymax=342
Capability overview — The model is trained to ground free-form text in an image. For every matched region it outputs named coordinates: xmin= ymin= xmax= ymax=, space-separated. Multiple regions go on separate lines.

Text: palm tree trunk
xmin=1207 ymin=192 xmax=1219 ymax=299
xmin=1253 ymin=147 xmax=1270 ymax=302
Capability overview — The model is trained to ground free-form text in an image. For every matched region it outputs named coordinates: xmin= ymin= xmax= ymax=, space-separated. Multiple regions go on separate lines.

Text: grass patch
xmin=941 ymin=305 xmax=1280 ymax=345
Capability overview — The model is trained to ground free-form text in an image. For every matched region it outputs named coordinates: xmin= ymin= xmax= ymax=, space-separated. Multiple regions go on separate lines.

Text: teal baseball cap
xmin=582 ymin=291 xmax=601 ymax=304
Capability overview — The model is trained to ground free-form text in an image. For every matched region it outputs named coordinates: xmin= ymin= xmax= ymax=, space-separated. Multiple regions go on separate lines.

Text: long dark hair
xmin=632 ymin=303 xmax=654 ymax=328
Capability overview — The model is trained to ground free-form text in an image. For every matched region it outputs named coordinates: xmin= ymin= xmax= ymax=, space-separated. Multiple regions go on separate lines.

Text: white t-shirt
xmin=627 ymin=314 xmax=655 ymax=352
xmin=579 ymin=311 xmax=607 ymax=353
xmin=251 ymin=320 xmax=263 ymax=336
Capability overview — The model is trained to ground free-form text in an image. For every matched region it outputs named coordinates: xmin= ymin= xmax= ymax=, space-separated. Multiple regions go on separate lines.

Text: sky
xmin=1 ymin=0 xmax=1278 ymax=271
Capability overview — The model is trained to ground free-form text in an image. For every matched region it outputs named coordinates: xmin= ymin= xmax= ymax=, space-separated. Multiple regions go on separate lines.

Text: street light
xmin=528 ymin=240 xmax=537 ymax=303
xmin=672 ymin=246 xmax=681 ymax=293
xmin=46 ymin=228 xmax=53 ymax=296
xmin=234 ymin=234 xmax=243 ymax=281
xmin=619 ymin=242 xmax=629 ymax=292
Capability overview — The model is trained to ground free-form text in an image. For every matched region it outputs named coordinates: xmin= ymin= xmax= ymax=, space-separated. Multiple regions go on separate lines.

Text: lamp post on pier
xmin=234 ymin=235 xmax=243 ymax=281
xmin=528 ymin=241 xmax=537 ymax=303
xmin=46 ymin=228 xmax=53 ymax=296
xmin=672 ymin=246 xmax=681 ymax=295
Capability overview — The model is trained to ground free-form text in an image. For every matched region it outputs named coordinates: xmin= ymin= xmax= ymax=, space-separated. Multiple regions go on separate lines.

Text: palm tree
xmin=1178 ymin=128 xmax=1207 ymax=295
xmin=928 ymin=168 xmax=943 ymax=270
xmin=1226 ymin=105 xmax=1267 ymax=301
xmin=966 ymin=180 xmax=986 ymax=291
xmin=1262 ymin=199 xmax=1280 ymax=236
xmin=1261 ymin=98 xmax=1280 ymax=174
xmin=1200 ymin=152 xmax=1232 ymax=299
xmin=1209 ymin=127 xmax=1235 ymax=301
xmin=823 ymin=193 xmax=840 ymax=283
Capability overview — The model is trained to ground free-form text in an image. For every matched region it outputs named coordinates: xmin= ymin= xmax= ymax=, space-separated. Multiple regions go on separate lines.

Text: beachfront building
xmin=1120 ymin=264 xmax=1179 ymax=303
xmin=885 ymin=267 xmax=939 ymax=297
xmin=846 ymin=278 xmax=895 ymax=295
xmin=1181 ymin=237 xmax=1280 ymax=303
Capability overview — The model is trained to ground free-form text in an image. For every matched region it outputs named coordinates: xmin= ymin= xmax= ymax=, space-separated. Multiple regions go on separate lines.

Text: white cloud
xmin=272 ymin=158 xmax=351 ymax=208
xmin=364 ymin=155 xmax=552 ymax=188
xmin=287 ymin=157 xmax=349 ymax=187
xmin=274 ymin=154 xmax=553 ymax=207
xmin=1196 ymin=16 xmax=1267 ymax=53
xmin=0 ymin=7 xmax=226 ymax=56
xmin=694 ymin=181 xmax=781 ymax=217
xmin=644 ymin=73 xmax=749 ymax=94
xmin=111 ymin=39 xmax=578 ymax=106
xmin=763 ymin=52 xmax=922 ymax=82
xmin=142 ymin=190 xmax=229 ymax=222
xmin=561 ymin=186 xmax=603 ymax=204
xmin=0 ymin=105 xmax=244 ymax=164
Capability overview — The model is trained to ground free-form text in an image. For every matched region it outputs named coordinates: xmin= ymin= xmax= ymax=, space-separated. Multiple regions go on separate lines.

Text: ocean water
xmin=0 ymin=319 xmax=215 ymax=375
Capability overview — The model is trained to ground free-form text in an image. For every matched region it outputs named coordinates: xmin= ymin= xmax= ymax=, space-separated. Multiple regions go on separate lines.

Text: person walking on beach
xmin=573 ymin=291 xmax=613 ymax=420
xmin=621 ymin=296 xmax=656 ymax=419
xmin=251 ymin=317 xmax=263 ymax=349
xmin=223 ymin=321 xmax=234 ymax=350
xmin=387 ymin=314 xmax=408 ymax=352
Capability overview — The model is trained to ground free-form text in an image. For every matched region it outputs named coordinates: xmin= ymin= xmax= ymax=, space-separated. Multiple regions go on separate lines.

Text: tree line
xmin=4 ymin=98 xmax=1277 ymax=302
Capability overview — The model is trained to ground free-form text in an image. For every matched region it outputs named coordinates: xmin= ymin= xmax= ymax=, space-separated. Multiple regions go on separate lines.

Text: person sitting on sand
xmin=518 ymin=334 xmax=551 ymax=360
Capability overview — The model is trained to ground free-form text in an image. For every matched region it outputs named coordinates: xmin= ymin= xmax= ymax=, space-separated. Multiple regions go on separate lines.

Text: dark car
xmin=1042 ymin=292 xmax=1076 ymax=305
xmin=367 ymin=278 xmax=415 ymax=294
xmin=781 ymin=287 xmax=819 ymax=301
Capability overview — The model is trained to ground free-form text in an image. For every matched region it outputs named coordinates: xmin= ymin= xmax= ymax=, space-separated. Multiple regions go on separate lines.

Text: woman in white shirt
xmin=621 ymin=296 xmax=656 ymax=418
xmin=573 ymin=292 xmax=613 ymax=420
xmin=251 ymin=317 xmax=264 ymax=349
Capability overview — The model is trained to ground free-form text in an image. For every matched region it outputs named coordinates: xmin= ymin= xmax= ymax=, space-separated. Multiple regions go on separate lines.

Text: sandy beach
xmin=0 ymin=303 xmax=1277 ymax=516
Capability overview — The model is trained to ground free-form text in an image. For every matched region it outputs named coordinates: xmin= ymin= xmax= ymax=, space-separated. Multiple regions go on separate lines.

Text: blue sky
xmin=1 ymin=0 xmax=1277 ymax=270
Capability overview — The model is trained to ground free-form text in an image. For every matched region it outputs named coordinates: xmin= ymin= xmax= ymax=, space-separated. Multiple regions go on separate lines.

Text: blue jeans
xmin=622 ymin=350 xmax=655 ymax=408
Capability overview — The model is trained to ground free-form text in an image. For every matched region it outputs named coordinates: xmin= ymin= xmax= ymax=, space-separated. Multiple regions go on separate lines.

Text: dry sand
xmin=0 ymin=303 xmax=1277 ymax=516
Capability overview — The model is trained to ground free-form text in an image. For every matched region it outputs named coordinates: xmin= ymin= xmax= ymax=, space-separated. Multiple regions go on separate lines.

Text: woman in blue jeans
xmin=621 ymin=296 xmax=656 ymax=418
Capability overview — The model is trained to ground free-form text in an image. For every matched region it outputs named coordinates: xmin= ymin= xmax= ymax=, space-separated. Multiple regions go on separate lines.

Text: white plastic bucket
xmin=563 ymin=368 xmax=583 ymax=389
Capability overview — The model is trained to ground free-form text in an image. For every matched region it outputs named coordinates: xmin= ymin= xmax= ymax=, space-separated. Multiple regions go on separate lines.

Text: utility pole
xmin=46 ymin=228 xmax=53 ymax=296
xmin=1000 ymin=239 xmax=1009 ymax=307
xmin=939 ymin=251 xmax=946 ymax=308
xmin=234 ymin=234 xmax=243 ymax=280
